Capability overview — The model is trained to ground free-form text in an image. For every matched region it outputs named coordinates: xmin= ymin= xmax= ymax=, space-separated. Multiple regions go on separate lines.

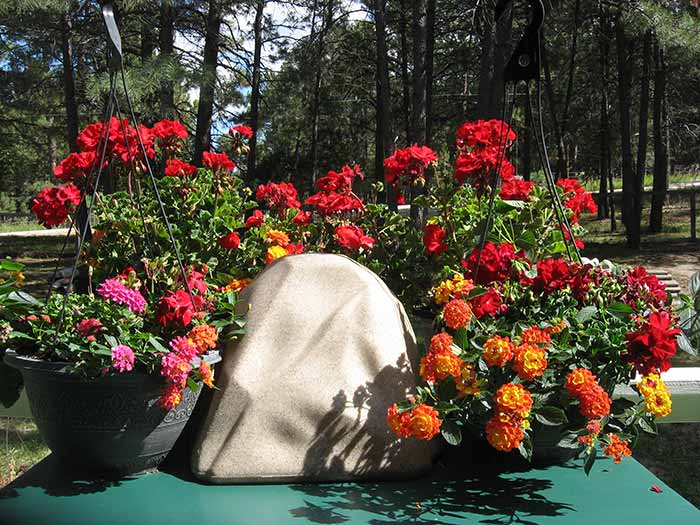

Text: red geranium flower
xmin=245 ymin=210 xmax=265 ymax=228
xmin=456 ymin=119 xmax=516 ymax=150
xmin=423 ymin=224 xmax=448 ymax=255
xmin=230 ymin=125 xmax=253 ymax=138
xmin=470 ymin=288 xmax=505 ymax=319
xmin=556 ymin=178 xmax=597 ymax=223
xmin=462 ymin=242 xmax=521 ymax=285
xmin=499 ymin=178 xmax=535 ymax=201
xmin=31 ymin=184 xmax=82 ymax=228
xmin=624 ymin=311 xmax=681 ymax=375
xmin=384 ymin=145 xmax=438 ymax=202
xmin=156 ymin=290 xmax=204 ymax=327
xmin=256 ymin=182 xmax=301 ymax=215
xmin=54 ymin=151 xmax=96 ymax=181
xmin=152 ymin=120 xmax=188 ymax=140
xmin=218 ymin=231 xmax=241 ymax=250
xmin=165 ymin=159 xmax=197 ymax=178
xmin=292 ymin=210 xmax=311 ymax=226
xmin=335 ymin=225 xmax=375 ymax=251
xmin=306 ymin=165 xmax=364 ymax=215
xmin=202 ymin=151 xmax=236 ymax=172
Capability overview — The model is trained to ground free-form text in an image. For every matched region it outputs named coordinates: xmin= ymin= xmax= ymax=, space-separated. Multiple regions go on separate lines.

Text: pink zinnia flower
xmin=169 ymin=336 xmax=199 ymax=362
xmin=111 ymin=344 xmax=135 ymax=373
xmin=97 ymin=278 xmax=147 ymax=313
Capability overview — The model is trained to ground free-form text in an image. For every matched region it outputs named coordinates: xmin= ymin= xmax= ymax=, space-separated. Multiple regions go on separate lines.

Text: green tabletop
xmin=1 ymin=454 xmax=698 ymax=524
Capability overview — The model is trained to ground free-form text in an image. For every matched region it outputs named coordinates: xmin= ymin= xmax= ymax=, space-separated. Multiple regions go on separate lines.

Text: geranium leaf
xmin=575 ymin=306 xmax=598 ymax=324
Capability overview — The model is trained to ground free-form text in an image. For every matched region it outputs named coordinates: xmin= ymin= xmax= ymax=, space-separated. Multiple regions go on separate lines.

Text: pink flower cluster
xmin=111 ymin=344 xmax=135 ymax=373
xmin=97 ymin=278 xmax=147 ymax=313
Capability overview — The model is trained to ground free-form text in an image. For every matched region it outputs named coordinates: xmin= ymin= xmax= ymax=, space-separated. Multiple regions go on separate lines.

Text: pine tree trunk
xmin=597 ymin=5 xmax=610 ymax=219
xmin=475 ymin=16 xmax=494 ymax=119
xmin=523 ymin=100 xmax=532 ymax=181
xmin=410 ymin=0 xmax=427 ymax=222
xmin=247 ymin=0 xmax=265 ymax=181
xmin=159 ymin=0 xmax=176 ymax=118
xmin=310 ymin=0 xmax=333 ymax=187
xmin=616 ymin=15 xmax=638 ymax=248
xmin=374 ymin=0 xmax=391 ymax=205
xmin=635 ymin=29 xmax=652 ymax=237
xmin=425 ymin=0 xmax=435 ymax=147
xmin=649 ymin=37 xmax=667 ymax=233
xmin=193 ymin=0 xmax=222 ymax=166
xmin=61 ymin=12 xmax=79 ymax=152
xmin=542 ymin=41 xmax=566 ymax=180
xmin=398 ymin=0 xmax=411 ymax=143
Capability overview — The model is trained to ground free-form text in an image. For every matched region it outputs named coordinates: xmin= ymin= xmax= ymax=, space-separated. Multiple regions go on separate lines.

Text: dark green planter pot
xmin=3 ymin=349 xmax=221 ymax=475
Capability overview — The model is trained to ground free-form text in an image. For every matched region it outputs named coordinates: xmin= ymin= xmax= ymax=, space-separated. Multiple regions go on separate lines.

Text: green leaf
xmin=467 ymin=286 xmax=487 ymax=299
xmin=518 ymin=434 xmax=533 ymax=461
xmin=104 ymin=335 xmax=118 ymax=348
xmin=583 ymin=447 xmax=597 ymax=476
xmin=501 ymin=199 xmax=527 ymax=209
xmin=517 ymin=230 xmax=537 ymax=249
xmin=8 ymin=291 xmax=40 ymax=306
xmin=575 ymin=306 xmax=598 ymax=324
xmin=534 ymin=406 xmax=568 ymax=426
xmin=557 ymin=433 xmax=582 ymax=449
xmin=608 ymin=302 xmax=634 ymax=315
xmin=441 ymin=420 xmax=462 ymax=446
xmin=148 ymin=336 xmax=169 ymax=354
xmin=0 ymin=260 xmax=25 ymax=272
xmin=638 ymin=417 xmax=657 ymax=435
xmin=453 ymin=328 xmax=469 ymax=350
xmin=689 ymin=271 xmax=700 ymax=297
xmin=187 ymin=377 xmax=202 ymax=393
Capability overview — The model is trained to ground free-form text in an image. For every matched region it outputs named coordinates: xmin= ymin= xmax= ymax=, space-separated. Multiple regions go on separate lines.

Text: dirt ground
xmin=585 ymin=240 xmax=700 ymax=291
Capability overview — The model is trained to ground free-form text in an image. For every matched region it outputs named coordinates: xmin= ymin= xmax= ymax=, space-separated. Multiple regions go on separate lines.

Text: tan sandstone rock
xmin=191 ymin=253 xmax=437 ymax=483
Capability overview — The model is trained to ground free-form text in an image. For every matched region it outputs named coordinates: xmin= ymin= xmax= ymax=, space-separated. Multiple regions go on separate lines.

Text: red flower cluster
xmin=256 ymin=182 xmax=301 ymax=216
xmin=245 ymin=210 xmax=265 ymax=228
xmin=165 ymin=158 xmax=197 ymax=178
xmin=202 ymin=151 xmax=236 ymax=173
xmin=462 ymin=242 xmax=523 ymax=285
xmin=423 ymin=224 xmax=448 ymax=256
xmin=218 ymin=231 xmax=241 ymax=250
xmin=77 ymin=117 xmax=156 ymax=165
xmin=384 ymin=145 xmax=438 ymax=203
xmin=529 ymin=258 xmax=592 ymax=301
xmin=456 ymin=119 xmax=516 ymax=149
xmin=499 ymin=178 xmax=535 ymax=201
xmin=54 ymin=151 xmax=97 ymax=181
xmin=470 ymin=288 xmax=505 ymax=319
xmin=230 ymin=125 xmax=254 ymax=138
xmin=454 ymin=120 xmax=516 ymax=193
xmin=152 ymin=120 xmax=188 ymax=141
xmin=624 ymin=311 xmax=681 ymax=375
xmin=556 ymin=178 xmax=597 ymax=223
xmin=306 ymin=165 xmax=364 ymax=215
xmin=334 ymin=225 xmax=375 ymax=251
xmin=31 ymin=183 xmax=82 ymax=228
xmin=156 ymin=290 xmax=205 ymax=327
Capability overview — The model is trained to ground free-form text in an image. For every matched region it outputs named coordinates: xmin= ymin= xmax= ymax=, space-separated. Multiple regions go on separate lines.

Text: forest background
xmin=0 ymin=0 xmax=699 ymax=248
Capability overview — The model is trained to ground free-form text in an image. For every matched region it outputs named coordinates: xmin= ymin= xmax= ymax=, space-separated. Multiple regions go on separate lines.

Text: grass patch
xmin=581 ymin=173 xmax=700 ymax=192
xmin=634 ymin=423 xmax=700 ymax=508
xmin=0 ymin=418 xmax=50 ymax=488
xmin=0 ymin=219 xmax=44 ymax=234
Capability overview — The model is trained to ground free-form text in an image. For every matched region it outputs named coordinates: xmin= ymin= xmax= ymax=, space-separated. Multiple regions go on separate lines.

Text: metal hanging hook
xmin=495 ymin=0 xmax=545 ymax=83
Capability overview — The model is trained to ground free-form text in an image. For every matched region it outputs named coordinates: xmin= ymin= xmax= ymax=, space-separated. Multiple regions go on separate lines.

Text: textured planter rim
xmin=3 ymin=349 xmax=221 ymax=376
